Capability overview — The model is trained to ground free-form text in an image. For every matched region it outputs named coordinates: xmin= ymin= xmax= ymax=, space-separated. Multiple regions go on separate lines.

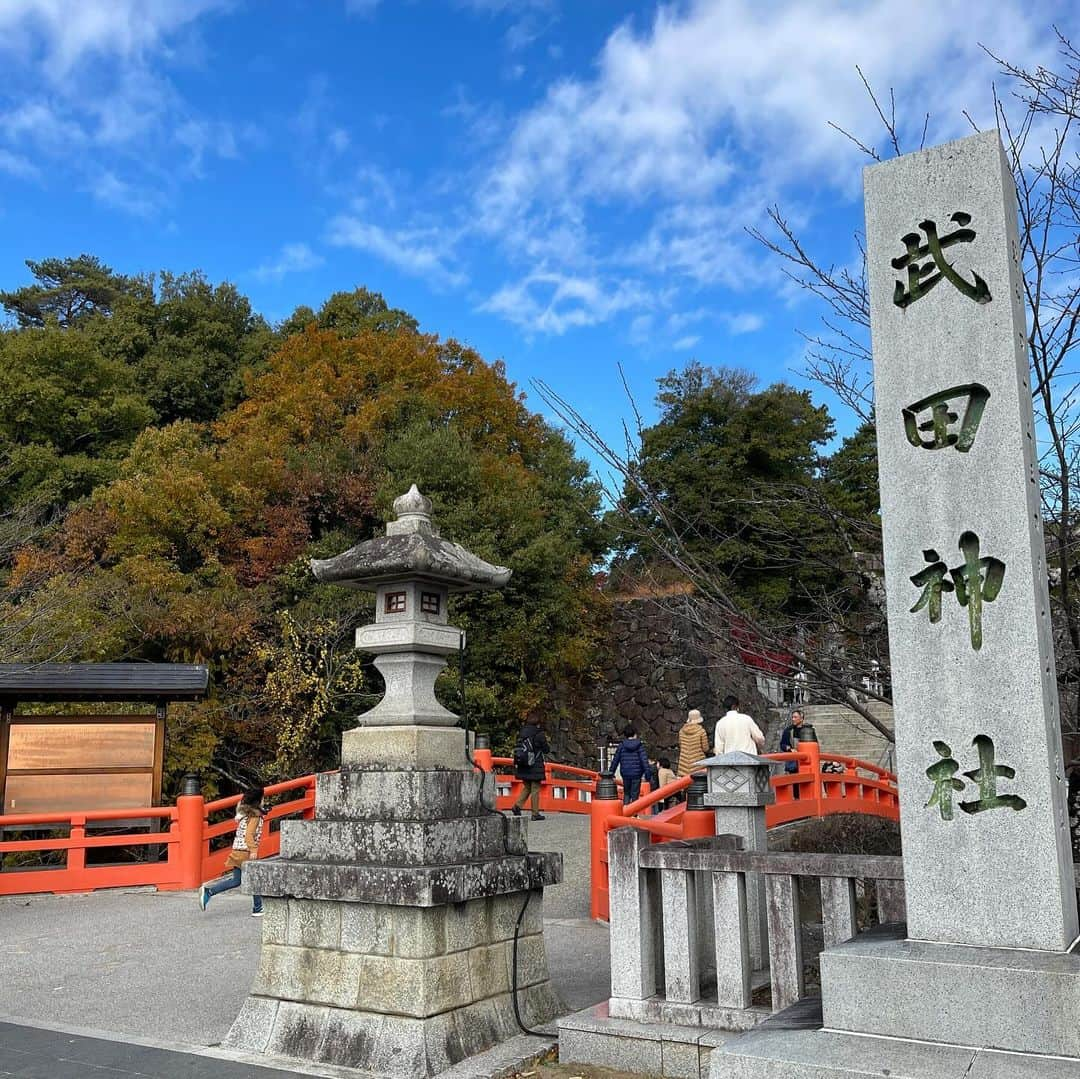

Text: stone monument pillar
xmin=868 ymin=134 xmax=1075 ymax=952
xmin=224 ymin=486 xmax=563 ymax=1076
xmin=713 ymin=132 xmax=1080 ymax=1076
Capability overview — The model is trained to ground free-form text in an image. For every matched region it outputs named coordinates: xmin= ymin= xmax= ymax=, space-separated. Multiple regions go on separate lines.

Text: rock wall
xmin=546 ymin=595 xmax=771 ymax=771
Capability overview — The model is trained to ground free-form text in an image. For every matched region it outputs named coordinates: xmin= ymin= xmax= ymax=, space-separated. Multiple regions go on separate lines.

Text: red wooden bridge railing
xmin=0 ymin=744 xmax=895 ymax=905
xmin=473 ymin=743 xmax=898 ymax=921
xmin=0 ymin=774 xmax=315 ymax=897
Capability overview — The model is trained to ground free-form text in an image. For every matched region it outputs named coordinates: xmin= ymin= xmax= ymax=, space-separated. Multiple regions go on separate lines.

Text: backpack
xmin=513 ymin=736 xmax=536 ymax=769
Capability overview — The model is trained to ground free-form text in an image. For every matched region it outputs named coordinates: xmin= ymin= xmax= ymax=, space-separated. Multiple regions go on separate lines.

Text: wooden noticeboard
xmin=0 ymin=715 xmax=165 ymax=814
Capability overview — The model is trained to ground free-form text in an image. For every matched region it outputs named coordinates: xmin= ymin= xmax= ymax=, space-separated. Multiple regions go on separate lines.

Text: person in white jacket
xmin=714 ymin=694 xmax=765 ymax=755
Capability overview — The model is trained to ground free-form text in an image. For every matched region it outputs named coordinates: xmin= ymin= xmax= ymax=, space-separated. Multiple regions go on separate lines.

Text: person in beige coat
xmin=676 ymin=709 xmax=710 ymax=776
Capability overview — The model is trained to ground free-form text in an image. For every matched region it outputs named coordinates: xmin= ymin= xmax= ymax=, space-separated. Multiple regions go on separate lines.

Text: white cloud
xmin=673 ymin=335 xmax=700 ymax=351
xmin=486 ymin=0 xmax=1053 ymax=217
xmin=0 ymin=0 xmax=227 ymax=79
xmin=327 ymin=215 xmax=466 ymax=288
xmin=175 ymin=118 xmax=243 ymax=177
xmin=87 ymin=170 xmax=160 ymax=217
xmin=0 ymin=1 xmax=236 ymax=214
xmin=456 ymin=0 xmax=559 ymax=52
xmin=0 ymin=148 xmax=40 ymax=180
xmin=628 ymin=313 xmax=654 ymax=346
xmin=254 ymin=243 xmax=326 ymax=283
xmin=466 ymin=0 xmax=1059 ymax=337
xmin=481 ymin=270 xmax=646 ymax=335
xmin=722 ymin=312 xmax=764 ymax=335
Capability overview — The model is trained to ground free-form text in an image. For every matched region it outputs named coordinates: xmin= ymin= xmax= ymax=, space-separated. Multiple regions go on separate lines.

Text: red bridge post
xmin=176 ymin=774 xmax=206 ymax=891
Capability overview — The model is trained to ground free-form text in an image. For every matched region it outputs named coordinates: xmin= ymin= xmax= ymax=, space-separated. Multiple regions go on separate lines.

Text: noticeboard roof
xmin=0 ymin=663 xmax=209 ymax=704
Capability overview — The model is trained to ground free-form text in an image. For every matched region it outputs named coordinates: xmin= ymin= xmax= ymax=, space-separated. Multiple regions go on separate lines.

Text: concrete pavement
xmin=0 ymin=812 xmax=608 ymax=1072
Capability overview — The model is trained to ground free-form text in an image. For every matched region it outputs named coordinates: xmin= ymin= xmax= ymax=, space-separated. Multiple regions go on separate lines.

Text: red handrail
xmin=0 ymin=774 xmax=316 ymax=897
xmin=0 ymin=744 xmax=897 ymax=904
xmin=561 ymin=740 xmax=899 ymax=921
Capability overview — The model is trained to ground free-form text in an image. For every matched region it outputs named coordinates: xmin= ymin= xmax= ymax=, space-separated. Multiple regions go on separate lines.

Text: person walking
xmin=779 ymin=709 xmax=806 ymax=772
xmin=714 ymin=694 xmax=765 ymax=755
xmin=611 ymin=725 xmax=650 ymax=805
xmin=677 ymin=708 xmax=710 ymax=776
xmin=511 ymin=718 xmax=549 ymax=820
xmin=655 ymin=756 xmax=677 ymax=810
xmin=779 ymin=707 xmax=807 ymax=799
xmin=198 ymin=785 xmax=266 ymax=916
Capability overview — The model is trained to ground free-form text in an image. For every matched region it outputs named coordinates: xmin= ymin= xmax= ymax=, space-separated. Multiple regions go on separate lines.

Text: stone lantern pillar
xmin=224 ymin=486 xmax=563 ymax=1076
xmin=701 ymin=751 xmax=774 ymax=969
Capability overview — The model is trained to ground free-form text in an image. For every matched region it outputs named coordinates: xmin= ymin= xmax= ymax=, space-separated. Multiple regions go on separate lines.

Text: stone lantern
xmin=700 ymin=750 xmax=775 ymax=811
xmin=310 ymin=483 xmax=511 ymax=768
xmin=700 ymin=750 xmax=775 ymax=969
xmin=225 ymin=486 xmax=563 ymax=1076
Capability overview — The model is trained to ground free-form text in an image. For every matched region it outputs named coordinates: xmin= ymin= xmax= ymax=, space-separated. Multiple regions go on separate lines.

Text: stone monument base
xmin=711 ymin=925 xmax=1080 ymax=1078
xmin=711 ymin=1010 xmax=1080 ymax=1078
xmin=819 ymin=925 xmax=1080 ymax=1057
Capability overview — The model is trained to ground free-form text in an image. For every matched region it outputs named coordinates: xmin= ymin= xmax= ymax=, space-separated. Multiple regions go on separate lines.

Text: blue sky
xmin=0 ymin=0 xmax=1074 ymax=482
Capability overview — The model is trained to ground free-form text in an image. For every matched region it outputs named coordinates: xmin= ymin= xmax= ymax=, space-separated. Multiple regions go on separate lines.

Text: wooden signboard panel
xmin=0 ymin=715 xmax=164 ymax=815
xmin=5 ymin=773 xmax=154 ymax=815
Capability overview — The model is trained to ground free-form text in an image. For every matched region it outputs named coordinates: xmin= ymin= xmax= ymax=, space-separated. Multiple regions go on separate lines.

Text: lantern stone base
xmin=225 ymin=767 xmax=564 ymax=1076
xmin=226 ymin=891 xmax=563 ymax=1076
xmin=341 ymin=724 xmax=472 ymax=771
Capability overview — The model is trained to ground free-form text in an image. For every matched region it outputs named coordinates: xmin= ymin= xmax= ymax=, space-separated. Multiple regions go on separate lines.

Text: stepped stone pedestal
xmin=225 ymin=487 xmax=563 ymax=1075
xmin=226 ymin=757 xmax=562 ymax=1075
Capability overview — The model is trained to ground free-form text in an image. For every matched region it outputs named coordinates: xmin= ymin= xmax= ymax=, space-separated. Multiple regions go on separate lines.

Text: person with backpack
xmin=511 ymin=719 xmax=549 ymax=820
xmin=611 ymin=725 xmax=650 ymax=805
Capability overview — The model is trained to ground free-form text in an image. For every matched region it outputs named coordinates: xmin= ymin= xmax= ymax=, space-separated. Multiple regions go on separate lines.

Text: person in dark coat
xmin=779 ymin=708 xmax=806 ymax=800
xmin=511 ymin=720 xmax=550 ymax=820
xmin=779 ymin=709 xmax=805 ymax=773
xmin=611 ymin=725 xmax=650 ymax=805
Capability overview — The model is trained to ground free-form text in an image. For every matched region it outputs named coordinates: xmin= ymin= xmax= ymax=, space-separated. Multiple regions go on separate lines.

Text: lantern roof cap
xmin=310 ymin=485 xmax=511 ymax=592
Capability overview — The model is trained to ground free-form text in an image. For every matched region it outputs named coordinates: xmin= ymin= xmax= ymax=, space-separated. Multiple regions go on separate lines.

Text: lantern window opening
xmin=385 ymin=591 xmax=407 ymax=614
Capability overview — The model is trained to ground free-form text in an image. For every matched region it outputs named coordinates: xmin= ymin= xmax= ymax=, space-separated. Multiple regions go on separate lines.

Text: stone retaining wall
xmin=546 ymin=595 xmax=771 ymax=770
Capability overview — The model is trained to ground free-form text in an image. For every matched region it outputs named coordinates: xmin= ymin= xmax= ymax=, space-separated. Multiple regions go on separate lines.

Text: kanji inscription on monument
xmin=866 ymin=131 xmax=1076 ymax=951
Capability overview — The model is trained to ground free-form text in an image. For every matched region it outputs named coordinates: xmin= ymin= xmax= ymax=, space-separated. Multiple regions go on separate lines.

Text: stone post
xmin=224 ymin=487 xmax=563 ymax=1076
xmin=607 ymin=826 xmax=658 ymax=1007
xmin=701 ymin=752 xmax=773 ymax=970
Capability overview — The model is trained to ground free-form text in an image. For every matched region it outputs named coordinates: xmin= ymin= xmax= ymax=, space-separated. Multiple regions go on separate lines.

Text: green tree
xmin=0 ymin=258 xmax=280 ymax=514
xmin=13 ymin=324 xmax=608 ymax=787
xmin=0 ymin=326 xmax=154 ymax=510
xmin=0 ymin=255 xmax=144 ymax=328
xmin=821 ymin=422 xmax=879 ymax=524
xmin=105 ymin=272 xmax=276 ymax=422
xmin=615 ymin=362 xmax=836 ymax=617
xmin=281 ymin=287 xmax=419 ymax=339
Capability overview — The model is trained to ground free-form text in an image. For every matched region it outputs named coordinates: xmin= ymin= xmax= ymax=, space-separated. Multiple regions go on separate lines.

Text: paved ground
xmin=0 ymin=812 xmax=610 ymax=1074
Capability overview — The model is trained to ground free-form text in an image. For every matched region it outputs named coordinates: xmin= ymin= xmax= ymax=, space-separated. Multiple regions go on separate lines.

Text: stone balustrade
xmin=607 ymin=829 xmax=905 ymax=1029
